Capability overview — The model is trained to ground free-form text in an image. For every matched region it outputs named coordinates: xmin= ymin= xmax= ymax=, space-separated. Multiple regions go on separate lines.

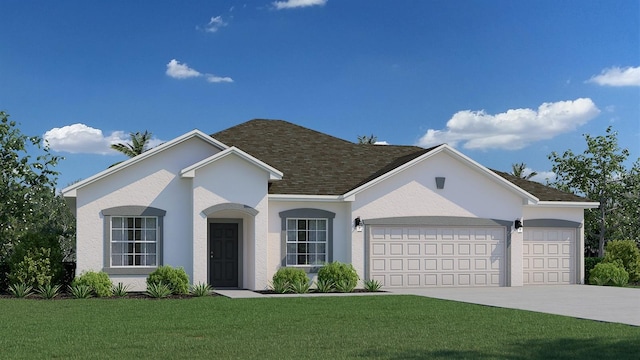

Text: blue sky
xmin=1 ymin=0 xmax=638 ymax=188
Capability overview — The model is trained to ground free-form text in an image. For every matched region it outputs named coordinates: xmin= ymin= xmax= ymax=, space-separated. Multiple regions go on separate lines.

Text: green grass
xmin=0 ymin=295 xmax=638 ymax=359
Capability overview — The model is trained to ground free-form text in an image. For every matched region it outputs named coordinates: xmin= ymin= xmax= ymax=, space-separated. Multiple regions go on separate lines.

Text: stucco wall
xmin=190 ymin=154 xmax=270 ymax=290
xmin=74 ymin=137 xmax=221 ymax=291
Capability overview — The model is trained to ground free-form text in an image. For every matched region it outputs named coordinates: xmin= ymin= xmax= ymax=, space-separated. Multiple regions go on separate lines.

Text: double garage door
xmin=523 ymin=228 xmax=575 ymax=285
xmin=368 ymin=226 xmax=506 ymax=288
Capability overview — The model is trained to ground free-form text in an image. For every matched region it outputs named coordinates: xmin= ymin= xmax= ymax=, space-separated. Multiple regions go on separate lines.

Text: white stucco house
xmin=62 ymin=119 xmax=599 ymax=291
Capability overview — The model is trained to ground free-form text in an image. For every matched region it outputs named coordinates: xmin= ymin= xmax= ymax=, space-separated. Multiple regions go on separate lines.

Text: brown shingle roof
xmin=212 ymin=119 xmax=588 ymax=202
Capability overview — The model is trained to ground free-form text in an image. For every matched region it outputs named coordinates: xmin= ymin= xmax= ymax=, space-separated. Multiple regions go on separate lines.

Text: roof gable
xmin=180 ymin=146 xmax=283 ymax=180
xmin=62 ymin=129 xmax=227 ymax=197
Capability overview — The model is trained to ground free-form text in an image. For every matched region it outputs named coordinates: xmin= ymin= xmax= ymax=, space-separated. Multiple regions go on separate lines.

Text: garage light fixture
xmin=435 ymin=177 xmax=445 ymax=189
xmin=514 ymin=219 xmax=523 ymax=233
xmin=354 ymin=217 xmax=363 ymax=232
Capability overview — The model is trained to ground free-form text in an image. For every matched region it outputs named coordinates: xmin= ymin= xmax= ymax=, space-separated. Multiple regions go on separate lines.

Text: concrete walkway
xmin=389 ymin=285 xmax=640 ymax=327
xmin=213 ymin=289 xmax=392 ymax=299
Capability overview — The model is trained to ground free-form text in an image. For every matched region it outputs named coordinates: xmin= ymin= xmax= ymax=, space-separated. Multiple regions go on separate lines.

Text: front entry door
xmin=209 ymin=223 xmax=239 ymax=288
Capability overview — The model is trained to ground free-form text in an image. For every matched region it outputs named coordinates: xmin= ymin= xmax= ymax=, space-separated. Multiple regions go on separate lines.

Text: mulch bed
xmin=0 ymin=291 xmax=217 ymax=300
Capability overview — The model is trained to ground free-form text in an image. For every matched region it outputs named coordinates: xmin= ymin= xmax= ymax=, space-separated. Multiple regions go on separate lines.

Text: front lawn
xmin=0 ymin=295 xmax=637 ymax=359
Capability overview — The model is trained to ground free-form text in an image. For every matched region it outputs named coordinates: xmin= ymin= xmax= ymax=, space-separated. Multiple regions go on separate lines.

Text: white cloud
xmin=43 ymin=124 xmax=128 ymax=155
xmin=417 ymin=98 xmax=600 ymax=150
xmin=166 ymin=59 xmax=201 ymax=79
xmin=166 ymin=59 xmax=233 ymax=83
xmin=200 ymin=16 xmax=228 ymax=33
xmin=528 ymin=170 xmax=556 ymax=184
xmin=273 ymin=0 xmax=327 ymax=10
xmin=587 ymin=66 xmax=640 ymax=87
xmin=206 ymin=74 xmax=234 ymax=83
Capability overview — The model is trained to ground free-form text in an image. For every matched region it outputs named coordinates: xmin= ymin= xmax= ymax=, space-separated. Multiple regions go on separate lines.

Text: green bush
xmin=73 ymin=271 xmax=113 ymax=297
xmin=584 ymin=257 xmax=603 ymax=281
xmin=146 ymin=266 xmax=190 ymax=295
xmin=317 ymin=261 xmax=359 ymax=292
xmin=272 ymin=268 xmax=308 ymax=288
xmin=603 ymin=240 xmax=640 ymax=282
xmin=7 ymin=232 xmax=64 ymax=288
xmin=589 ymin=260 xmax=629 ymax=286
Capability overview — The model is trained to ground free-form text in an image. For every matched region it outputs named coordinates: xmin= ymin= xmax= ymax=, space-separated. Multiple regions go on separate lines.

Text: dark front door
xmin=209 ymin=223 xmax=239 ymax=288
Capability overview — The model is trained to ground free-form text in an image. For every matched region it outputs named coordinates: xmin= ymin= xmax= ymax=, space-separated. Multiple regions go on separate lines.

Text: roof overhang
xmin=61 ymin=129 xmax=228 ymax=198
xmin=180 ymin=146 xmax=283 ymax=181
xmin=268 ymin=194 xmax=351 ymax=202
xmin=526 ymin=201 xmax=600 ymax=209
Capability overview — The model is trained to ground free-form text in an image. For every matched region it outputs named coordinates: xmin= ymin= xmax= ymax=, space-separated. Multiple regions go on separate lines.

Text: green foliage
xmin=334 ymin=279 xmax=357 ymax=293
xmin=7 ymin=232 xmax=64 ymax=288
xmin=357 ymin=134 xmax=378 ymax=145
xmin=589 ymin=260 xmax=629 ymax=286
xmin=146 ymin=265 xmax=190 ymax=295
xmin=146 ymin=282 xmax=172 ymax=298
xmin=36 ymin=283 xmax=61 ymax=299
xmin=317 ymin=261 xmax=359 ymax=292
xmin=584 ymin=257 xmax=603 ymax=281
xmin=73 ymin=271 xmax=113 ymax=297
xmin=272 ymin=267 xmax=308 ymax=287
xmin=190 ymin=282 xmax=213 ymax=297
xmin=289 ymin=278 xmax=311 ymax=294
xmin=315 ymin=278 xmax=334 ymax=293
xmin=270 ymin=277 xmax=291 ymax=293
xmin=603 ymin=240 xmax=640 ymax=282
xmin=0 ymin=112 xmax=66 ymax=264
xmin=112 ymin=282 xmax=130 ymax=297
xmin=548 ymin=126 xmax=639 ymax=256
xmin=8 ymin=283 xmax=33 ymax=298
xmin=69 ymin=284 xmax=93 ymax=299
xmin=363 ymin=279 xmax=382 ymax=292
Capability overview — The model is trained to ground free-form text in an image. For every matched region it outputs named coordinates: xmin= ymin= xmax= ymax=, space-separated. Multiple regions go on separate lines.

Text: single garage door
xmin=523 ymin=228 xmax=575 ymax=285
xmin=368 ymin=226 xmax=506 ymax=288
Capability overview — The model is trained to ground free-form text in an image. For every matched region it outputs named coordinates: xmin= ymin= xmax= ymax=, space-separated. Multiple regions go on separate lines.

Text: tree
xmin=110 ymin=131 xmax=153 ymax=158
xmin=0 ymin=111 xmax=70 ymax=264
xmin=357 ymin=134 xmax=377 ymax=145
xmin=510 ymin=162 xmax=538 ymax=180
xmin=548 ymin=126 xmax=636 ymax=256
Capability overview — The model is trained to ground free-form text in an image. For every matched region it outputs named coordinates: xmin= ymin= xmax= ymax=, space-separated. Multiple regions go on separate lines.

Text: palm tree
xmin=109 ymin=131 xmax=153 ymax=167
xmin=511 ymin=162 xmax=537 ymax=180
xmin=357 ymin=134 xmax=377 ymax=145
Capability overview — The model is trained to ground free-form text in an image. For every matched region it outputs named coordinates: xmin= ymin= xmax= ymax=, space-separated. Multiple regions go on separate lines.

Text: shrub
xmin=603 ymin=240 xmax=640 ymax=282
xmin=146 ymin=266 xmax=190 ymax=295
xmin=69 ymin=284 xmax=93 ymax=299
xmin=290 ymin=278 xmax=311 ymax=294
xmin=270 ymin=277 xmax=291 ymax=293
xmin=191 ymin=282 xmax=213 ymax=297
xmin=37 ymin=284 xmax=62 ymax=299
xmin=271 ymin=267 xmax=309 ymax=284
xmin=334 ymin=279 xmax=357 ymax=293
xmin=73 ymin=271 xmax=113 ymax=297
xmin=8 ymin=283 xmax=33 ymax=298
xmin=146 ymin=282 xmax=172 ymax=298
xmin=315 ymin=278 xmax=334 ymax=293
xmin=317 ymin=261 xmax=359 ymax=292
xmin=584 ymin=257 xmax=603 ymax=282
xmin=589 ymin=260 xmax=629 ymax=286
xmin=112 ymin=282 xmax=130 ymax=297
xmin=363 ymin=279 xmax=382 ymax=292
xmin=7 ymin=232 xmax=64 ymax=288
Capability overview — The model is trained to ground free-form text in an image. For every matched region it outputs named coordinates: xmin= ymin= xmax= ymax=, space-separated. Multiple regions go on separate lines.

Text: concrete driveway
xmin=390 ymin=285 xmax=640 ymax=327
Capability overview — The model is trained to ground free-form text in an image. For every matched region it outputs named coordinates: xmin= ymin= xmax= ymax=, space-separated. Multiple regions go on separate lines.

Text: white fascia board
xmin=342 ymin=144 xmax=539 ymax=203
xmin=180 ymin=146 xmax=283 ymax=180
xmin=61 ymin=129 xmax=227 ymax=198
xmin=269 ymin=194 xmax=350 ymax=202
xmin=527 ymin=201 xmax=600 ymax=209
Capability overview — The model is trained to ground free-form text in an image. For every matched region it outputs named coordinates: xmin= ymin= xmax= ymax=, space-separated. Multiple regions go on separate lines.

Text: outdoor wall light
xmin=514 ymin=219 xmax=523 ymax=233
xmin=354 ymin=217 xmax=363 ymax=232
xmin=435 ymin=177 xmax=446 ymax=189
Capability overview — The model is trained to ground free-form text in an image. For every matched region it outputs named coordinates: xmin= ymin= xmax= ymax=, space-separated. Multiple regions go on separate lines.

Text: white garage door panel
xmin=369 ymin=226 xmax=505 ymax=288
xmin=523 ymin=228 xmax=574 ymax=285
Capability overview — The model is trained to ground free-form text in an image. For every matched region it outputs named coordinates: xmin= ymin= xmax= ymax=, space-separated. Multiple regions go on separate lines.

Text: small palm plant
xmin=8 ymin=283 xmax=34 ymax=298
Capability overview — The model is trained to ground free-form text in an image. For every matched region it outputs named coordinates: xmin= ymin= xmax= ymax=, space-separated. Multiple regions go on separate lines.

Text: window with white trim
xmin=286 ymin=218 xmax=328 ymax=266
xmin=110 ymin=216 xmax=158 ymax=267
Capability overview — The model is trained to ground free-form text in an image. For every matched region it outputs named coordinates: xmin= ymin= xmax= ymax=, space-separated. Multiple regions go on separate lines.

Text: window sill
xmin=103 ymin=267 xmax=157 ymax=276
xmin=285 ymin=265 xmax=323 ymax=273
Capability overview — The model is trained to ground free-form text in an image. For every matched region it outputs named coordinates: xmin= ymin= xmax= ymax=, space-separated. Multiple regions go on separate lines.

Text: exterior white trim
xmin=528 ymin=201 xmax=600 ymax=208
xmin=180 ymin=146 xmax=283 ymax=180
xmin=268 ymin=194 xmax=350 ymax=202
xmin=343 ymin=144 xmax=539 ymax=203
xmin=62 ymin=129 xmax=228 ymax=197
